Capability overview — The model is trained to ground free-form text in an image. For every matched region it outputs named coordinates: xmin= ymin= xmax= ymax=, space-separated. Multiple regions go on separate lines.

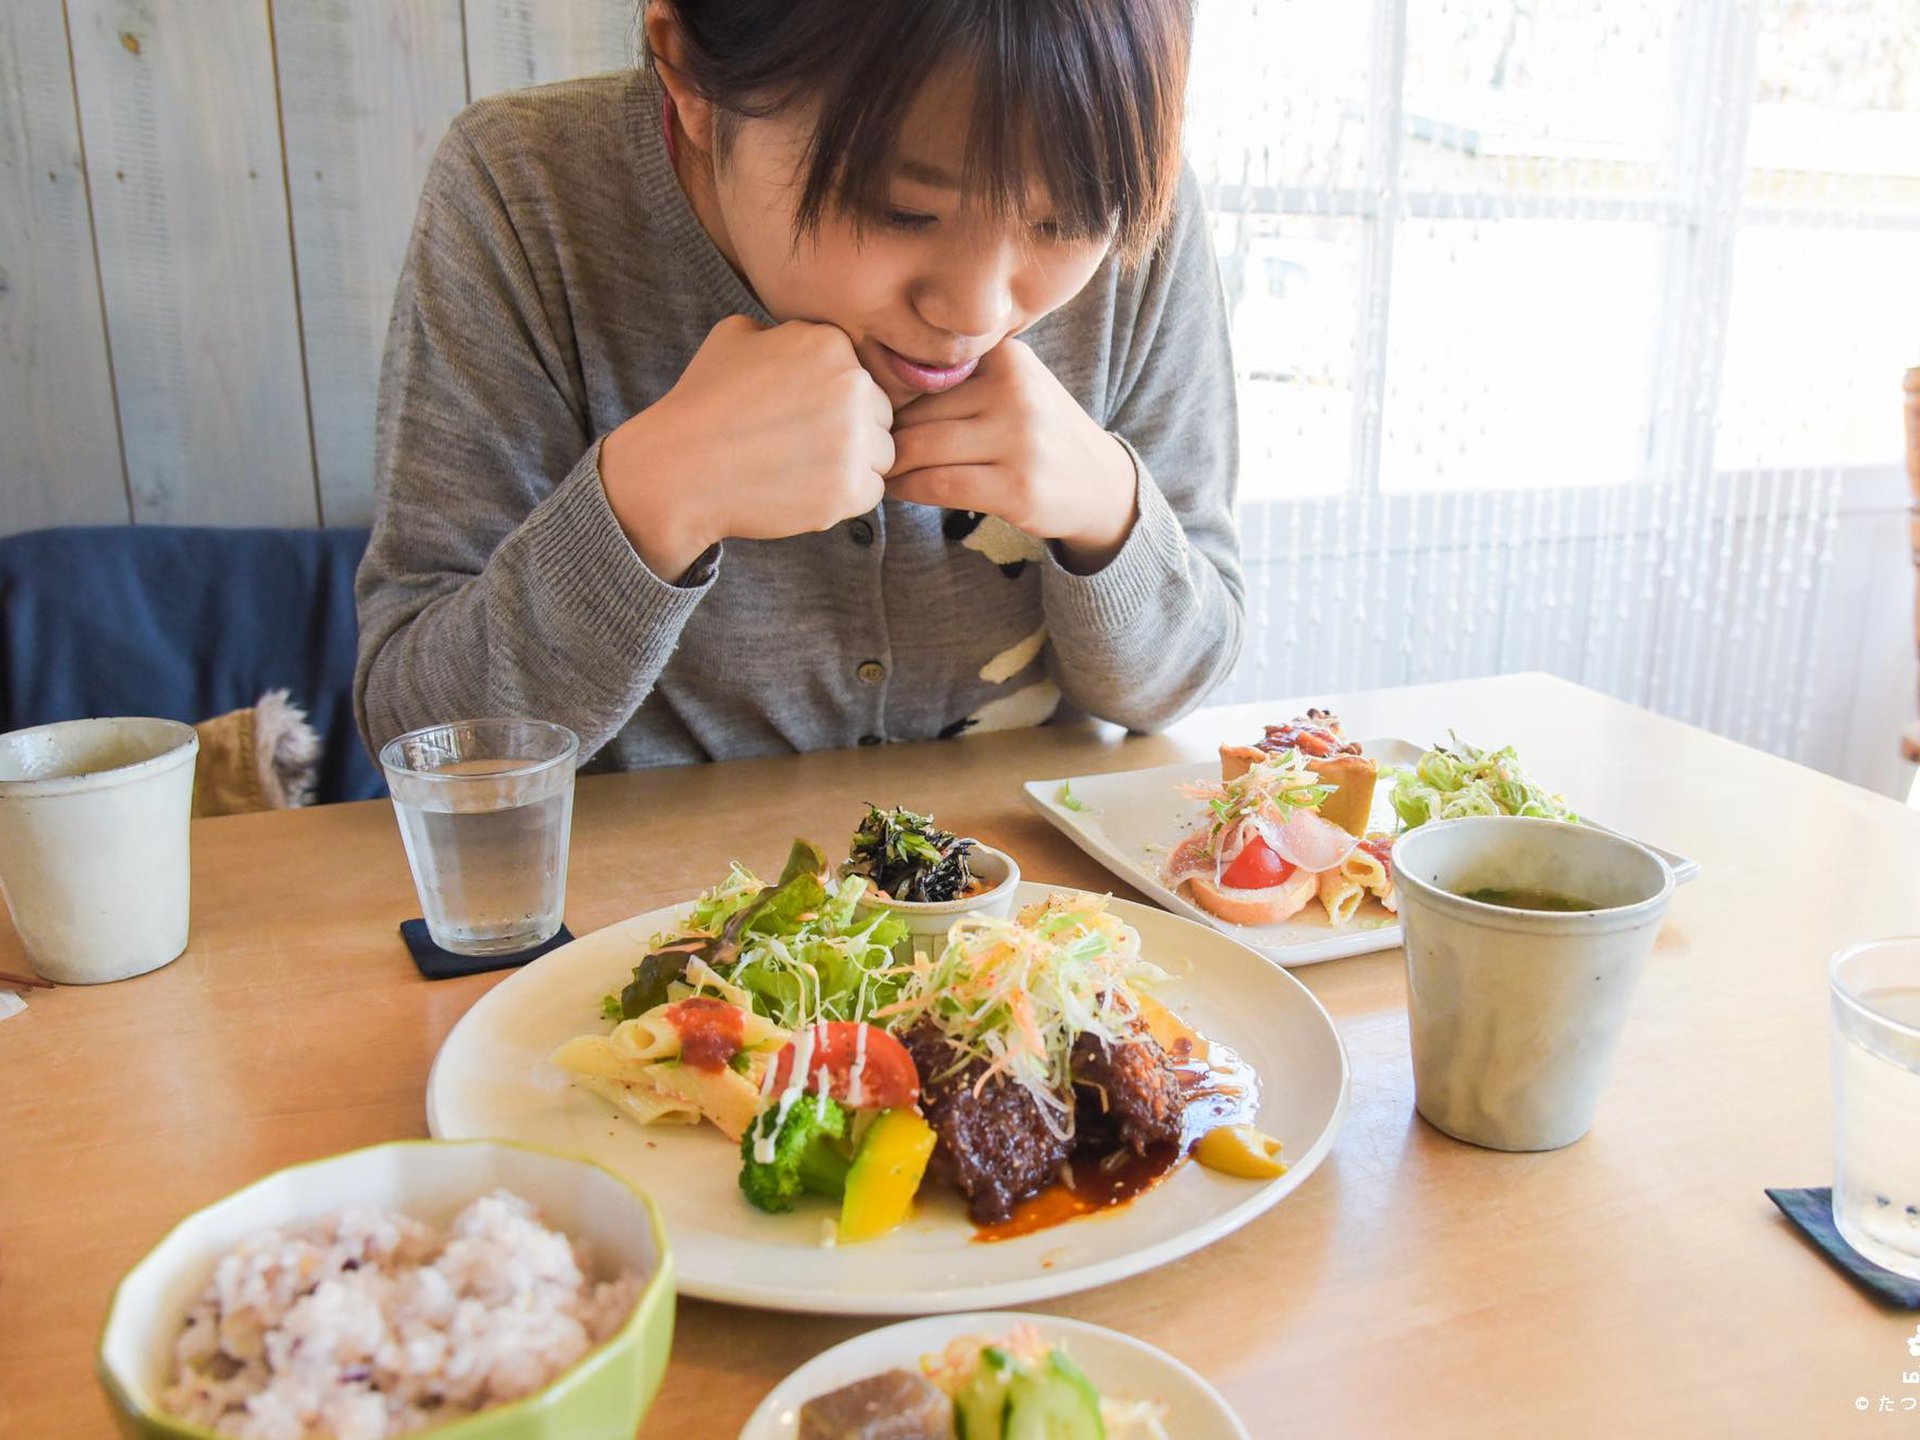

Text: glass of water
xmin=1830 ymin=936 xmax=1920 ymax=1278
xmin=380 ymin=718 xmax=579 ymax=957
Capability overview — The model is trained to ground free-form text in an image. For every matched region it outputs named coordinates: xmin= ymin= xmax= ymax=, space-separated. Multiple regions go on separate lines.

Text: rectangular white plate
xmin=1024 ymin=737 xmax=1700 ymax=968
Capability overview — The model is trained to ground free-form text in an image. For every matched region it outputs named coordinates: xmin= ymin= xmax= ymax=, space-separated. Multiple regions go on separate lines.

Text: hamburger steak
xmin=901 ymin=1021 xmax=1071 ymax=1224
xmin=1070 ymin=1027 xmax=1185 ymax=1154
xmin=902 ymin=1019 xmax=1188 ymax=1224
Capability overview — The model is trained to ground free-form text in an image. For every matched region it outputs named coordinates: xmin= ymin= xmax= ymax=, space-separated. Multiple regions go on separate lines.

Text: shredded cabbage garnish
xmin=874 ymin=894 xmax=1166 ymax=1142
xmin=922 ymin=1326 xmax=1053 ymax=1392
xmin=1388 ymin=734 xmax=1579 ymax=829
xmin=1099 ymin=1395 xmax=1173 ymax=1439
xmin=620 ymin=856 xmax=910 ymax=1032
xmin=1178 ymin=747 xmax=1334 ymax=866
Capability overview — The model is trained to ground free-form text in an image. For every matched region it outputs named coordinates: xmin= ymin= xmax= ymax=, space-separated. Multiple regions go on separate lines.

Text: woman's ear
xmin=644 ymin=1 xmax=719 ymax=152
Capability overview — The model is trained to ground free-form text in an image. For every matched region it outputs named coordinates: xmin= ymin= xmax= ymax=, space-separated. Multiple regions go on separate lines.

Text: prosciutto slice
xmin=1162 ymin=831 xmax=1215 ymax=888
xmin=1251 ymin=808 xmax=1359 ymax=874
xmin=1162 ymin=807 xmax=1358 ymax=891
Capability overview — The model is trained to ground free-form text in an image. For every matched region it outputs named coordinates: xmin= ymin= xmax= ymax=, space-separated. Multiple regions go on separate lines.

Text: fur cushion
xmin=191 ymin=689 xmax=322 ymax=817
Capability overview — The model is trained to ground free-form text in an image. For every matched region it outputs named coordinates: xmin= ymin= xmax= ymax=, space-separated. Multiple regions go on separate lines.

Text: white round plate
xmin=427 ymin=881 xmax=1349 ymax=1314
xmin=738 ymin=1311 xmax=1250 ymax=1439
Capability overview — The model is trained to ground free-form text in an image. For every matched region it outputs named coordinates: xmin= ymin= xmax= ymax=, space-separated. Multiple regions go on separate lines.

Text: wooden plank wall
xmin=0 ymin=5 xmax=127 ymax=529
xmin=0 ymin=0 xmax=638 ymax=534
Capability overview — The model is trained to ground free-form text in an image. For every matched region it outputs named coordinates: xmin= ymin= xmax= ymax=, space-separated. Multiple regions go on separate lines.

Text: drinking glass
xmin=1830 ymin=937 xmax=1920 ymax=1278
xmin=380 ymin=718 xmax=578 ymax=957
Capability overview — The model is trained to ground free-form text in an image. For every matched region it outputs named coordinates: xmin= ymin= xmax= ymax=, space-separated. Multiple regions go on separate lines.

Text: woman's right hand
xmin=600 ymin=316 xmax=895 ymax=582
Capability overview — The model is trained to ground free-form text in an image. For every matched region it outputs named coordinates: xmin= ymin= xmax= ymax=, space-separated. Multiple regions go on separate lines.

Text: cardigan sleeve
xmin=353 ymin=122 xmax=715 ymax=762
xmin=1039 ymin=168 xmax=1246 ymax=731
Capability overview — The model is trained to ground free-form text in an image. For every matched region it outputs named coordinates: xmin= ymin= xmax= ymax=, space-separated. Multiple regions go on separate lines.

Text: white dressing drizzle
xmin=848 ymin=1020 xmax=871 ymax=1110
xmin=754 ymin=1020 xmax=824 ymax=1164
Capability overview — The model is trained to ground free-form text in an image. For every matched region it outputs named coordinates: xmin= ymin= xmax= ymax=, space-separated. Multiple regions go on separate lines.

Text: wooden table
xmin=6 ymin=673 xmax=1919 ymax=1438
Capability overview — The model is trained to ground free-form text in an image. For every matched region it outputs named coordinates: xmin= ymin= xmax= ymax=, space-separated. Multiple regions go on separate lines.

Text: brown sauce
xmin=973 ymin=997 xmax=1260 ymax=1242
xmin=974 ymin=1143 xmax=1183 ymax=1242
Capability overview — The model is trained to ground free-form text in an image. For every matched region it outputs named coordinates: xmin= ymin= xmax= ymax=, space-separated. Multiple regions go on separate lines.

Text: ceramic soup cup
xmin=1391 ymin=816 xmax=1674 ymax=1151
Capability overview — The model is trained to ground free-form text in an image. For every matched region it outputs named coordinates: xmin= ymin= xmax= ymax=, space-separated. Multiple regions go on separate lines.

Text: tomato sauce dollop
xmin=665 ymin=996 xmax=746 ymax=1072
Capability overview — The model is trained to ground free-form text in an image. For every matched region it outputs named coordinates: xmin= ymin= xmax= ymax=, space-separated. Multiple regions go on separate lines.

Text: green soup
xmin=1457 ymin=885 xmax=1601 ymax=912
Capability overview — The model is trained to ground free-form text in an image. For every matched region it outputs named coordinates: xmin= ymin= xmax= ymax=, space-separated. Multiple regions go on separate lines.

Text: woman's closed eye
xmin=884 ymin=208 xmax=939 ymax=232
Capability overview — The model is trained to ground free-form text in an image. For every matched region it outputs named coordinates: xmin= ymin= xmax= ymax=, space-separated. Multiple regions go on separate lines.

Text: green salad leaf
xmin=1388 ymin=734 xmax=1578 ymax=829
xmin=602 ymin=838 xmax=908 ymax=1031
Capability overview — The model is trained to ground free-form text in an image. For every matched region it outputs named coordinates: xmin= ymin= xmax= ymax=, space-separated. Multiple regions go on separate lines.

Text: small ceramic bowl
xmin=850 ymin=841 xmax=1022 ymax=958
xmin=97 ymin=1139 xmax=675 ymax=1440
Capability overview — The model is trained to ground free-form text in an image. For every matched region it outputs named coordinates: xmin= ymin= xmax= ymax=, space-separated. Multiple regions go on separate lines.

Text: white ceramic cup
xmin=0 ymin=717 xmax=199 ymax=984
xmin=1391 ymin=816 xmax=1674 ymax=1151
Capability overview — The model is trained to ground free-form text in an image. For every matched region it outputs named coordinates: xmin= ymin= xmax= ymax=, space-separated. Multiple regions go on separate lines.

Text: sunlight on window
xmin=1193 ymin=0 xmax=1919 ymax=766
xmin=1191 ymin=0 xmax=1919 ymax=502
xmin=1380 ymin=220 xmax=1662 ymax=493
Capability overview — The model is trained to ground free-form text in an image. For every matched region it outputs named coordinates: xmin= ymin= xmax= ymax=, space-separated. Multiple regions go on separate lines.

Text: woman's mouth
xmin=875 ymin=343 xmax=981 ymax=395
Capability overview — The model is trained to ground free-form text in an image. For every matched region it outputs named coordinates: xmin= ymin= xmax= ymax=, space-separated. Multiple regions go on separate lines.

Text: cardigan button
xmin=848 ymin=518 xmax=875 ymax=546
xmin=858 ymin=734 xmax=883 ymax=747
xmin=856 ymin=660 xmax=886 ymax=684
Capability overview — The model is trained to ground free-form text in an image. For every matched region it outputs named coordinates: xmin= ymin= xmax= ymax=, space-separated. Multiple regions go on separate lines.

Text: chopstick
xmin=0 ymin=968 xmax=55 ymax=991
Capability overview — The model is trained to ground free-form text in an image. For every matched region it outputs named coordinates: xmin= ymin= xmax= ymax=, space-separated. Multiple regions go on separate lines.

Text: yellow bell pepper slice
xmin=840 ymin=1108 xmax=937 ymax=1243
xmin=1193 ymin=1124 xmax=1288 ymax=1180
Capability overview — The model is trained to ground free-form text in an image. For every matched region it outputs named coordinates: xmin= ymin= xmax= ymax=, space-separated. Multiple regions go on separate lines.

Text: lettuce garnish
xmin=601 ymin=839 xmax=909 ymax=1031
xmin=1387 ymin=735 xmax=1578 ymax=829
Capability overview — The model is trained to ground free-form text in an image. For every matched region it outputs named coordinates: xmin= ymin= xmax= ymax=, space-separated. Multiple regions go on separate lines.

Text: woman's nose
xmin=911 ymin=244 xmax=1017 ymax=342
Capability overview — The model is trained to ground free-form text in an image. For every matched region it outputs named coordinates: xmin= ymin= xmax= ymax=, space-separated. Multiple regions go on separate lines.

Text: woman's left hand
xmin=886 ymin=339 xmax=1138 ymax=573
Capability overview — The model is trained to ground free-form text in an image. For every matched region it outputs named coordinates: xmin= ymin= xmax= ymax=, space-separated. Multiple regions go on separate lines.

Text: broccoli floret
xmin=738 ymin=1095 xmax=854 ymax=1213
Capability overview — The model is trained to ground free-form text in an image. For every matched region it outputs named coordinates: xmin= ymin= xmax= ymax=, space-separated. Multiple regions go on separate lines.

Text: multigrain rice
xmin=162 ymin=1191 xmax=641 ymax=1440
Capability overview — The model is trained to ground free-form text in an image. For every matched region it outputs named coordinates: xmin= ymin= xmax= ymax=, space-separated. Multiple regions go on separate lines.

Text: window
xmin=1191 ymin=0 xmax=1920 ymax=774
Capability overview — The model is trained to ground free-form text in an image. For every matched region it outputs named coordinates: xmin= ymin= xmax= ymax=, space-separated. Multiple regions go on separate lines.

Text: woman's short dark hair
xmin=651 ymin=0 xmax=1193 ymax=263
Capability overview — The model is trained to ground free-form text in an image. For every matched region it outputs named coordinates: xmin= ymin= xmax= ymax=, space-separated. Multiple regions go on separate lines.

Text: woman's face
xmin=691 ymin=66 xmax=1115 ymax=409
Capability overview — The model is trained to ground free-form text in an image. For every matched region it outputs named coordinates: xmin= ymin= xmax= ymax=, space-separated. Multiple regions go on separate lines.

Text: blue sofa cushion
xmin=0 ymin=526 xmax=384 ymax=805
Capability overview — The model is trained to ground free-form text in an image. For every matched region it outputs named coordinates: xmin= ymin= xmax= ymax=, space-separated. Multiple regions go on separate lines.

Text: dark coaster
xmin=400 ymin=919 xmax=576 ymax=980
xmin=1766 ymin=1187 xmax=1920 ymax=1308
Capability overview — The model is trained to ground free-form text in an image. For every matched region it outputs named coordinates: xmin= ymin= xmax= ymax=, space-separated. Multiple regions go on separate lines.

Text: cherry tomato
xmin=767 ymin=1022 xmax=919 ymax=1111
xmin=1218 ymin=834 xmax=1296 ymax=889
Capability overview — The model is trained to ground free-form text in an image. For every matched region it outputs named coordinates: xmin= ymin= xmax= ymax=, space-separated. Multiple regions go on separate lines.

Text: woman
xmin=354 ymin=0 xmax=1242 ymax=768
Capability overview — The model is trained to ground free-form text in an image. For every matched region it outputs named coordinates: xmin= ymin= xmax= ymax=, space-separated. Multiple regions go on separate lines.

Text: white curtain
xmin=1188 ymin=0 xmax=1920 ymax=763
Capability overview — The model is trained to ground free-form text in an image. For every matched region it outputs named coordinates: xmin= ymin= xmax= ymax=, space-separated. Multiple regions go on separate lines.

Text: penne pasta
xmin=641 ymin=1061 xmax=764 ymax=1142
xmin=551 ymin=1038 xmax=765 ymax=1141
xmin=608 ymin=1011 xmax=683 ymax=1063
xmin=565 ymin=1072 xmax=703 ymax=1129
xmin=551 ymin=999 xmax=786 ymax=1142
xmin=550 ymin=1032 xmax=656 ymax=1083
xmin=1316 ymin=869 xmax=1366 ymax=926
xmin=1341 ymin=847 xmax=1388 ymax=892
xmin=1341 ymin=838 xmax=1397 ymax=913
xmin=723 ymin=1006 xmax=787 ymax=1052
